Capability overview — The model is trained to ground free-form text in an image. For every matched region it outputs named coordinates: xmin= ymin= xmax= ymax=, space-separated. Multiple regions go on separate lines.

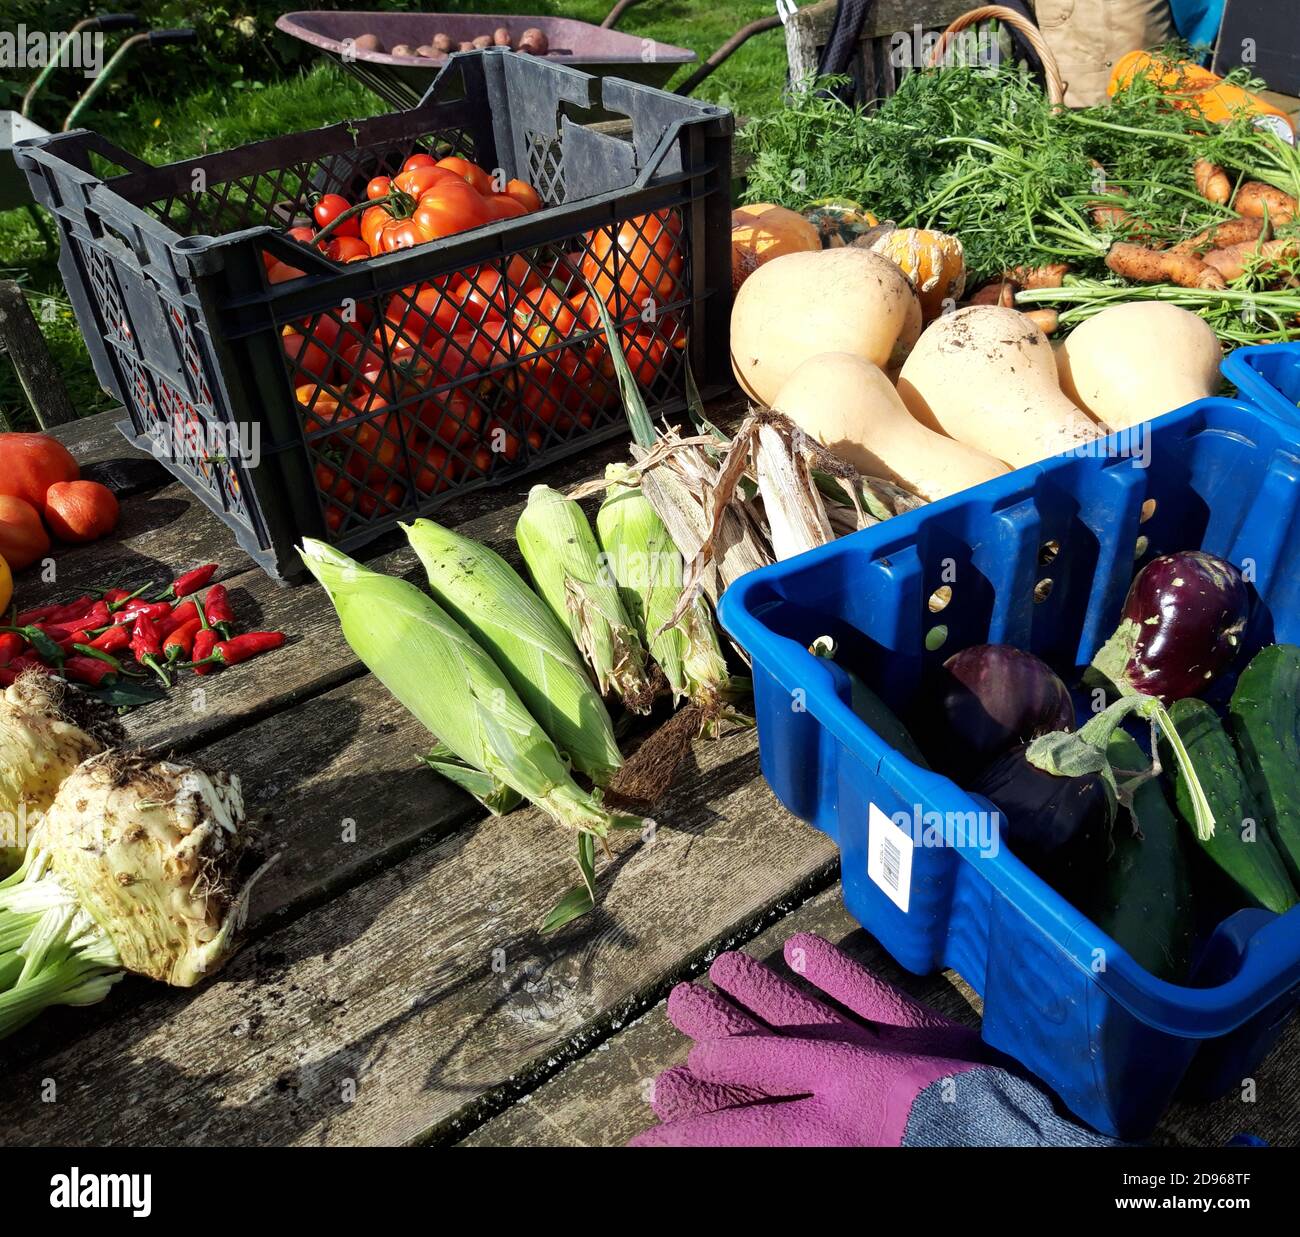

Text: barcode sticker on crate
xmin=867 ymin=804 xmax=913 ymax=913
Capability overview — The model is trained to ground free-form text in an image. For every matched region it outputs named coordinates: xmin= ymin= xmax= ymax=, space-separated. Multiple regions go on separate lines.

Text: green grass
xmin=0 ymin=0 xmax=785 ymax=428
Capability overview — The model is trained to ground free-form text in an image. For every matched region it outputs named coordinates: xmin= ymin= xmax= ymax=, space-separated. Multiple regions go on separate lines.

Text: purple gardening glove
xmin=631 ymin=933 xmax=986 ymax=1147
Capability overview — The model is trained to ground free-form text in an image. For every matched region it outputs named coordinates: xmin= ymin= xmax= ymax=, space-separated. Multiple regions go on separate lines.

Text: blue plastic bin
xmin=1223 ymin=342 xmax=1300 ymax=428
xmin=717 ymin=398 xmax=1300 ymax=1139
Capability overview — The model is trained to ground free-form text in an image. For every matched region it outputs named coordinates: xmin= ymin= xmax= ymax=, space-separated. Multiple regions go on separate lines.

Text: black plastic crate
xmin=16 ymin=50 xmax=733 ymax=579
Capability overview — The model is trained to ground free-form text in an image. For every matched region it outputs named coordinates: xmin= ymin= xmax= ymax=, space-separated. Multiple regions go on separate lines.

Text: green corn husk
xmin=596 ymin=464 xmax=729 ymax=712
xmin=403 ymin=518 xmax=622 ymax=786
xmin=515 ymin=485 xmax=654 ymax=714
xmin=300 ymin=538 xmax=638 ymax=837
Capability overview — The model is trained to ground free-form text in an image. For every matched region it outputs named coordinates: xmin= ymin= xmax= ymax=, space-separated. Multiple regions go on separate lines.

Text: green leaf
xmin=420 ymin=746 xmax=523 ymax=816
xmin=584 ymin=280 xmax=656 ymax=449
xmin=539 ymin=883 xmax=595 ymax=934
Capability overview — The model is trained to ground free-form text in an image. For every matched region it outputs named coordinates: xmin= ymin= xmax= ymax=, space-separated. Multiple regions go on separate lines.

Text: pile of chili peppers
xmin=0 ymin=563 xmax=285 ymax=691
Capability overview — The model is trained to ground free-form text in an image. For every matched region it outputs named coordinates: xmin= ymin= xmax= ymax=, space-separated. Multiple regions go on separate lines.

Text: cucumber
xmin=1228 ymin=643 xmax=1300 ymax=886
xmin=1082 ymin=733 xmax=1195 ymax=982
xmin=1161 ymin=698 xmax=1299 ymax=915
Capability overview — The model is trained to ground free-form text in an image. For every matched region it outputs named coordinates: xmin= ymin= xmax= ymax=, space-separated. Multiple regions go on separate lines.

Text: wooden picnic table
xmin=0 ymin=406 xmax=1296 ymax=1148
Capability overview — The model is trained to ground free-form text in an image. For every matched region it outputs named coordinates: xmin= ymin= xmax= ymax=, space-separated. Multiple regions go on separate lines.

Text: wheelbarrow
xmin=276 ymin=2 xmax=785 ymax=110
xmin=0 ymin=16 xmax=197 ymax=215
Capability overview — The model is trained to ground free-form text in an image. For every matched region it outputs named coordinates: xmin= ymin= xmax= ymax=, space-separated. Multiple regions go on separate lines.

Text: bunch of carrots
xmin=0 ymin=563 xmax=284 ymax=691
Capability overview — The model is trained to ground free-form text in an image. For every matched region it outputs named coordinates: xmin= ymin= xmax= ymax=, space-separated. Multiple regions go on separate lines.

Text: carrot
xmin=1233 ymin=181 xmax=1297 ymax=225
xmin=1172 ymin=216 xmax=1265 ymax=255
xmin=1008 ymin=262 xmax=1071 ymax=289
xmin=1202 ymin=236 xmax=1300 ymax=282
xmin=1105 ymin=242 xmax=1227 ymax=290
xmin=1194 ymin=159 xmax=1232 ymax=205
xmin=1020 ymin=308 xmax=1059 ymax=335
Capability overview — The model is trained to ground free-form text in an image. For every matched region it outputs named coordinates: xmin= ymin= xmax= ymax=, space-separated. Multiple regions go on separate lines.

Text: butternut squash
xmin=731 ymin=203 xmax=821 ymax=292
xmin=731 ymin=248 xmax=922 ymax=407
xmin=772 ymin=352 xmax=1009 ymax=502
xmin=896 ymin=306 xmax=1105 ymax=468
xmin=1055 ymin=303 xmax=1222 ymax=430
xmin=870 ymin=227 xmax=966 ymax=321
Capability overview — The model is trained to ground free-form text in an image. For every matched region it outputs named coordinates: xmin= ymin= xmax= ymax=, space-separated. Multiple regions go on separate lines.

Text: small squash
xmin=731 ymin=203 xmax=821 ymax=292
xmin=897 ymin=306 xmax=1104 ymax=468
xmin=870 ymin=227 xmax=966 ymax=321
xmin=801 ymin=199 xmax=881 ymax=249
xmin=772 ymin=352 xmax=1009 ymax=502
xmin=731 ymin=248 xmax=922 ymax=407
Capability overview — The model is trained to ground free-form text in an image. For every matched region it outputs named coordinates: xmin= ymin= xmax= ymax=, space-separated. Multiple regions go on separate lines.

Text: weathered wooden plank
xmin=462 ymin=886 xmax=980 ymax=1147
xmin=464 ymin=887 xmax=1300 ymax=1149
xmin=0 ymin=281 xmax=78 ymax=429
xmin=0 ymin=712 xmax=837 ymax=1146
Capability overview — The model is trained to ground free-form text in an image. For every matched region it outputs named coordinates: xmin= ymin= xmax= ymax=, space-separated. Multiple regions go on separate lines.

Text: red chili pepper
xmin=0 ymin=632 xmax=24 ymax=666
xmin=118 ymin=599 xmax=173 ymax=625
xmin=39 ymin=620 xmax=89 ymax=642
xmin=43 ymin=595 xmax=95 ymax=625
xmin=101 ymin=587 xmax=133 ymax=606
xmin=203 ymin=584 xmax=235 ymax=637
xmin=106 ymin=582 xmax=152 ymax=612
xmin=191 ymin=630 xmax=284 ymax=669
xmin=130 ymin=614 xmax=171 ymax=687
xmin=159 ymin=600 xmax=199 ymax=637
xmin=161 ymin=563 xmax=218 ymax=600
xmin=191 ymin=628 xmax=218 ymax=675
xmin=163 ymin=617 xmax=203 ymax=663
xmin=57 ymin=628 xmax=91 ymax=653
xmin=61 ymin=655 xmax=117 ymax=686
xmin=6 ymin=653 xmax=47 ymax=676
xmin=69 ymin=600 xmax=112 ymax=631
xmin=0 ymin=667 xmax=17 ymax=687
xmin=13 ymin=603 xmax=60 ymax=627
xmin=88 ymin=625 xmax=131 ymax=654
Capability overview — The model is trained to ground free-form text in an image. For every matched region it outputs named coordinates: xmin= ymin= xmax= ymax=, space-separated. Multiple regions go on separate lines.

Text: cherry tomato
xmin=412 ymin=442 xmax=456 ymax=495
xmin=313 ymin=193 xmax=360 ymax=238
xmin=437 ymin=155 xmax=494 ymax=196
xmin=366 ymin=176 xmax=393 ymax=201
xmin=402 ymin=153 xmax=438 ymax=172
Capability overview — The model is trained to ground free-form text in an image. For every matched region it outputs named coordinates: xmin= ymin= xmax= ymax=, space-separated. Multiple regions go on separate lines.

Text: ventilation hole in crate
xmin=924 ymin=625 xmax=949 ymax=652
xmin=927 ymin=585 xmax=952 ymax=613
xmin=1135 ymin=535 xmax=1150 ymax=558
xmin=1038 ymin=539 xmax=1060 ymax=566
xmin=1033 ymin=578 xmax=1054 ymax=604
xmin=1140 ymin=498 xmax=1157 ymax=524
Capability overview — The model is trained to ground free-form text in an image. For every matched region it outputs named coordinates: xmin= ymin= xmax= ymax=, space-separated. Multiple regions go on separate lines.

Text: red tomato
xmin=450 ymin=255 xmax=541 ymax=324
xmin=385 ymin=283 xmax=464 ymax=342
xmin=482 ymin=193 xmax=528 ymax=221
xmin=326 ymin=235 xmax=371 ymax=263
xmin=402 ymin=153 xmax=438 ymax=172
xmin=313 ymin=193 xmax=360 ymax=238
xmin=412 ymin=179 xmax=490 ymax=239
xmin=282 ymin=328 xmax=332 ymax=385
xmin=267 ymin=260 xmax=305 ymax=284
xmin=437 ymin=156 xmax=494 ymax=195
xmin=581 ymin=209 xmax=684 ymax=318
xmin=504 ymin=178 xmax=542 ymax=212
xmin=394 ymin=165 xmax=456 ymax=199
xmin=366 ymin=176 xmax=392 ymax=201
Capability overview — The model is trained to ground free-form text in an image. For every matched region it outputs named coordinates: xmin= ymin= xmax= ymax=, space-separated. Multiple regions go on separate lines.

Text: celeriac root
xmin=1105 ymin=241 xmax=1227 ymax=290
xmin=1234 ymin=181 xmax=1297 ymax=225
xmin=1194 ymin=159 xmax=1232 ymax=205
xmin=1202 ymin=236 xmax=1300 ymax=282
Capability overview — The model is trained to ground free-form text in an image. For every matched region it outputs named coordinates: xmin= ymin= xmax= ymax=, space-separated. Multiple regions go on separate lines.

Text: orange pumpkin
xmin=870 ymin=227 xmax=966 ymax=321
xmin=44 ymin=480 xmax=120 ymax=544
xmin=730 ymin=203 xmax=821 ymax=292
xmin=0 ymin=432 xmax=79 ymax=510
xmin=0 ymin=495 xmax=51 ymax=571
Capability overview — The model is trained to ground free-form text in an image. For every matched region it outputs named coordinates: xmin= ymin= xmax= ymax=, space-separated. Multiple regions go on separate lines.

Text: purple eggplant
xmin=970 ymin=743 xmax=1112 ymax=898
xmin=928 ymin=644 xmax=1075 ymax=779
xmin=1088 ymin=551 xmax=1248 ymax=703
